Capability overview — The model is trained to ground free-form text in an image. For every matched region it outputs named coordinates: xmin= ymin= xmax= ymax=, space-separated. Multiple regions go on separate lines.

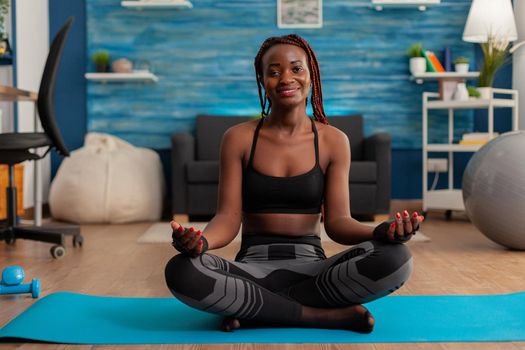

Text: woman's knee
xmin=164 ymin=254 xmax=216 ymax=301
xmin=355 ymin=240 xmax=413 ymax=285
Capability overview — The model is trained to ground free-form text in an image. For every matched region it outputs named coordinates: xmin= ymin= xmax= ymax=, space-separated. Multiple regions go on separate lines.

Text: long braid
xmin=254 ymin=34 xmax=329 ymax=125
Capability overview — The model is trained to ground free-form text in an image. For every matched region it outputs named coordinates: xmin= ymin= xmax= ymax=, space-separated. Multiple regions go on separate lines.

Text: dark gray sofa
xmin=172 ymin=115 xmax=391 ymax=219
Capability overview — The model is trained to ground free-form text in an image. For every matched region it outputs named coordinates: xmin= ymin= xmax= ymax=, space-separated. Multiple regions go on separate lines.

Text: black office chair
xmin=0 ymin=17 xmax=83 ymax=259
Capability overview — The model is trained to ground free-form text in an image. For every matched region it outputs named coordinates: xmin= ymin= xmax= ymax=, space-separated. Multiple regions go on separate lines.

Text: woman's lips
xmin=277 ymin=87 xmax=299 ymax=97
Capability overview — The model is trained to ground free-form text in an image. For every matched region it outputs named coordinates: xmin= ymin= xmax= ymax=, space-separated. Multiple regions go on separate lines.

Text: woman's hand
xmin=170 ymin=221 xmax=208 ymax=257
xmin=373 ymin=210 xmax=424 ymax=244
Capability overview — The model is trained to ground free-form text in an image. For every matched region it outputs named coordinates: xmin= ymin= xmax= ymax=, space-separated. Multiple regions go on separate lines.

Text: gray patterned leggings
xmin=165 ymin=234 xmax=412 ymax=324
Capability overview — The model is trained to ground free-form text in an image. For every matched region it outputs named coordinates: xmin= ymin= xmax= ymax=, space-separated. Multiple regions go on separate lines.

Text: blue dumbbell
xmin=0 ymin=266 xmax=40 ymax=298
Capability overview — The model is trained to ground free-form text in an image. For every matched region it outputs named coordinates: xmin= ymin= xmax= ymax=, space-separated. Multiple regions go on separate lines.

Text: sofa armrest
xmin=171 ymin=133 xmax=195 ymax=214
xmin=363 ymin=132 xmax=391 ymax=213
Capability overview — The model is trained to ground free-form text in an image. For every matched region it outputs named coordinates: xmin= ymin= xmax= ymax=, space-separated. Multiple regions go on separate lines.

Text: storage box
xmin=0 ymin=164 xmax=25 ymax=220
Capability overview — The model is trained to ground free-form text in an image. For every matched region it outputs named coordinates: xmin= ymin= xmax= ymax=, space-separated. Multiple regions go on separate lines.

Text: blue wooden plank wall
xmin=86 ymin=0 xmax=475 ymax=150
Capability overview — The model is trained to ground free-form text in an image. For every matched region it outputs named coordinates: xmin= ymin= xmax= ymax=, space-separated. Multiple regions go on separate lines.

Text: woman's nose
xmin=279 ymin=70 xmax=294 ymax=84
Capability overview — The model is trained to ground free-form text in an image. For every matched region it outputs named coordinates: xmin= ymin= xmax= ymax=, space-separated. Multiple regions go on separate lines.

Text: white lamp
xmin=462 ymin=0 xmax=517 ymax=43
xmin=462 ymin=0 xmax=525 ymax=129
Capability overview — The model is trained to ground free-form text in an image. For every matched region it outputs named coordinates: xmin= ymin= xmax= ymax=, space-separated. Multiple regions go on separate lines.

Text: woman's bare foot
xmin=220 ymin=305 xmax=374 ymax=333
xmin=302 ymin=304 xmax=375 ymax=333
xmin=221 ymin=317 xmax=241 ymax=332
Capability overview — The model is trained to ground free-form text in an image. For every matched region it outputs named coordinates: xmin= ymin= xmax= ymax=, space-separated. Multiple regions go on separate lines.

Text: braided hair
xmin=254 ymin=34 xmax=328 ymax=124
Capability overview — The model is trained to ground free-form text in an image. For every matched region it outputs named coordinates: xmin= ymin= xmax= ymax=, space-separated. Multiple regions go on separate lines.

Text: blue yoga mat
xmin=1 ymin=291 xmax=524 ymax=344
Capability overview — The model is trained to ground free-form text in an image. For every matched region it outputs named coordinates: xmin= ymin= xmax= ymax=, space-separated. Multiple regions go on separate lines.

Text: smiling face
xmin=260 ymin=44 xmax=311 ymax=110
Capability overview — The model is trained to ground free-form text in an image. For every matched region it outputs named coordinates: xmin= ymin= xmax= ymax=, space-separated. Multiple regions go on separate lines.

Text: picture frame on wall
xmin=277 ymin=0 xmax=323 ymax=29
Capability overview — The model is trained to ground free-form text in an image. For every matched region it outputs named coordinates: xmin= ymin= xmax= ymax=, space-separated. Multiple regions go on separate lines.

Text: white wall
xmin=0 ymin=0 xmax=13 ymax=133
xmin=513 ymin=1 xmax=525 ymax=130
xmin=0 ymin=67 xmax=14 ymax=132
xmin=15 ymin=0 xmax=50 ymax=209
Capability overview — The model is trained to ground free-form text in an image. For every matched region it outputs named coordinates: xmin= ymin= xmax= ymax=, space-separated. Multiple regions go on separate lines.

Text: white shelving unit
xmin=422 ymin=88 xmax=519 ymax=216
xmin=85 ymin=71 xmax=159 ymax=83
xmin=372 ymin=0 xmax=439 ymax=11
xmin=121 ymin=0 xmax=193 ymax=9
xmin=411 ymin=72 xmax=479 ymax=84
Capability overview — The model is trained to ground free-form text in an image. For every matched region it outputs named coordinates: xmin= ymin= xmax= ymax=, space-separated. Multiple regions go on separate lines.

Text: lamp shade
xmin=462 ymin=0 xmax=517 ymax=43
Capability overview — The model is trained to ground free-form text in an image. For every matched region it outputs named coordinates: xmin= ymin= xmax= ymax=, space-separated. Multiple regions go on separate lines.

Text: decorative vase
xmin=477 ymin=87 xmax=492 ymax=100
xmin=453 ymin=82 xmax=469 ymax=101
xmin=111 ymin=58 xmax=133 ymax=73
xmin=454 ymin=63 xmax=469 ymax=73
xmin=409 ymin=57 xmax=426 ymax=75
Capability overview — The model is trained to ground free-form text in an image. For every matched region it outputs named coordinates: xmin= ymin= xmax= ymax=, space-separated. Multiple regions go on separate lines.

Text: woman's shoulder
xmin=222 ymin=118 xmax=260 ymax=146
xmin=224 ymin=118 xmax=259 ymax=136
xmin=313 ymin=119 xmax=349 ymax=145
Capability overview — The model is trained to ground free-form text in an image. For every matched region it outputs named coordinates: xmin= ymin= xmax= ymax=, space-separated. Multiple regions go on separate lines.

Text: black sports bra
xmin=242 ymin=118 xmax=324 ymax=214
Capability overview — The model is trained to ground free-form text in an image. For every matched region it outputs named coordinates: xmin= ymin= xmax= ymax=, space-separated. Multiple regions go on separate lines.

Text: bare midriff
xmin=242 ymin=212 xmax=321 ymax=237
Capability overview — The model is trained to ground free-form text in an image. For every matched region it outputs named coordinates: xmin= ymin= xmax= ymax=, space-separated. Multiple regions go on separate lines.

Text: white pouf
xmin=49 ymin=133 xmax=165 ymax=224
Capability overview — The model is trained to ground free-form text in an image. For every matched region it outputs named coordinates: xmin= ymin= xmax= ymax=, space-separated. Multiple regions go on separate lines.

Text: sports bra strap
xmin=310 ymin=118 xmax=320 ymax=166
xmin=248 ymin=117 xmax=265 ymax=167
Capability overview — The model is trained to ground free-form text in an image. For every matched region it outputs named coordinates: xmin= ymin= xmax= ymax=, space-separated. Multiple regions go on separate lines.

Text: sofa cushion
xmin=349 ymin=184 xmax=377 ymax=215
xmin=329 ymin=115 xmax=364 ymax=161
xmin=186 ymin=161 xmax=219 ymax=183
xmin=188 ymin=184 xmax=218 ymax=215
xmin=196 ymin=116 xmax=252 ymax=161
xmin=349 ymin=161 xmax=377 ymax=183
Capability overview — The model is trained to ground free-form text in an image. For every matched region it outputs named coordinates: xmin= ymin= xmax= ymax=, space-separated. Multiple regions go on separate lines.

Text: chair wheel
xmin=5 ymin=235 xmax=16 ymax=245
xmin=50 ymin=245 xmax=66 ymax=259
xmin=73 ymin=235 xmax=84 ymax=247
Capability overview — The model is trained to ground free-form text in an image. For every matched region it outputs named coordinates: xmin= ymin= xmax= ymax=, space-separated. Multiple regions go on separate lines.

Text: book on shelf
xmin=424 ymin=50 xmax=445 ymax=72
xmin=422 ymin=50 xmax=445 ymax=72
xmin=459 ymin=132 xmax=499 ymax=145
xmin=461 ymin=132 xmax=499 ymax=141
xmin=422 ymin=50 xmax=436 ymax=72
xmin=443 ymin=47 xmax=452 ymax=72
xmin=459 ymin=140 xmax=488 ymax=145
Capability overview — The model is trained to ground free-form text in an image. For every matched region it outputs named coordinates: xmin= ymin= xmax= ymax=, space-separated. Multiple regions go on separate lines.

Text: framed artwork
xmin=277 ymin=0 xmax=323 ymax=29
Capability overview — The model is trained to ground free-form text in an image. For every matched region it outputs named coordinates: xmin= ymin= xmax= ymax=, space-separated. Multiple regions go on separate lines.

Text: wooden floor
xmin=1 ymin=213 xmax=525 ymax=350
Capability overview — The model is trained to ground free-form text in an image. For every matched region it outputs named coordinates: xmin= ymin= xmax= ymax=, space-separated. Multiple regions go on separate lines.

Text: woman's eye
xmin=269 ymin=71 xmax=280 ymax=76
xmin=293 ymin=66 xmax=304 ymax=73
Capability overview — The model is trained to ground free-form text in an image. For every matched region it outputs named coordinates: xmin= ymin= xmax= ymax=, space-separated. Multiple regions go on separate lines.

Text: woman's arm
xmin=323 ymin=127 xmax=375 ymax=245
xmin=201 ymin=125 xmax=245 ymax=250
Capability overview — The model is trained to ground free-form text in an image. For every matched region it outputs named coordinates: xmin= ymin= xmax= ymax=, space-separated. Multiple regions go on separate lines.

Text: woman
xmin=165 ymin=34 xmax=422 ymax=333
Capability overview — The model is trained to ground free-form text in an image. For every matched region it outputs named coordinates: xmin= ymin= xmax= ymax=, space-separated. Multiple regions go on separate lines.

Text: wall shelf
xmin=372 ymin=0 xmax=440 ymax=11
xmin=121 ymin=0 xmax=193 ymax=9
xmin=426 ymin=144 xmax=482 ymax=152
xmin=426 ymin=98 xmax=515 ymax=110
xmin=85 ymin=71 xmax=159 ymax=83
xmin=411 ymin=72 xmax=479 ymax=84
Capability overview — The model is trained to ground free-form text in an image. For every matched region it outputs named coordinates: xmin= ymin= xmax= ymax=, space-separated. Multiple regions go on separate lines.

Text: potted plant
xmin=467 ymin=85 xmax=480 ymax=98
xmin=477 ymin=35 xmax=511 ymax=99
xmin=407 ymin=42 xmax=426 ymax=75
xmin=453 ymin=56 xmax=469 ymax=73
xmin=91 ymin=50 xmax=110 ymax=73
